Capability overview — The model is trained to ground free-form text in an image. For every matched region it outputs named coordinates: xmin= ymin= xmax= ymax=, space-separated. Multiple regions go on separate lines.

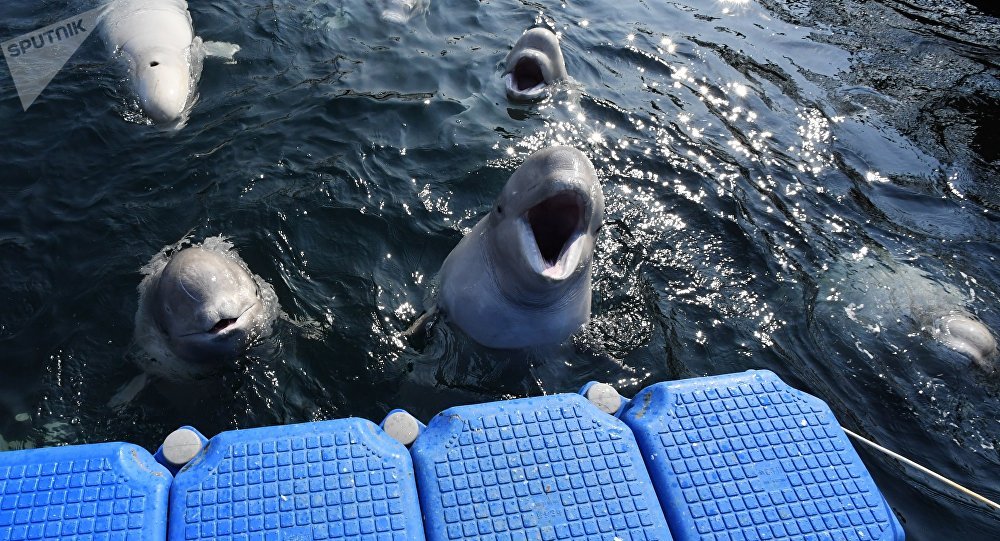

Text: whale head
xmin=503 ymin=28 xmax=568 ymax=101
xmin=489 ymin=146 xmax=604 ymax=293
xmin=151 ymin=247 xmax=265 ymax=363
xmin=930 ymin=311 xmax=997 ymax=370
xmin=132 ymin=47 xmax=191 ymax=124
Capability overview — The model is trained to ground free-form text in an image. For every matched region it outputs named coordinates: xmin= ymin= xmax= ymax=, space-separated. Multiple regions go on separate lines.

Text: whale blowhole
xmin=527 ymin=191 xmax=585 ymax=266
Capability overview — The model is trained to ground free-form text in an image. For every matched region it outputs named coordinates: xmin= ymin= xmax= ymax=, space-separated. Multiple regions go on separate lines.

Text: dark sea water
xmin=0 ymin=0 xmax=998 ymax=538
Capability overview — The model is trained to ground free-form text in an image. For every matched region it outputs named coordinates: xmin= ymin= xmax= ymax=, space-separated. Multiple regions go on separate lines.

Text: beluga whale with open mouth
xmin=435 ymin=146 xmax=604 ymax=349
xmin=133 ymin=236 xmax=279 ymax=380
xmin=503 ymin=27 xmax=568 ymax=101
xmin=100 ymin=0 xmax=239 ymax=125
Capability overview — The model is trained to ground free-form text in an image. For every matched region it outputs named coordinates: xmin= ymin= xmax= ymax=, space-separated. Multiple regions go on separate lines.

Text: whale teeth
xmin=528 ymin=191 xmax=584 ymax=266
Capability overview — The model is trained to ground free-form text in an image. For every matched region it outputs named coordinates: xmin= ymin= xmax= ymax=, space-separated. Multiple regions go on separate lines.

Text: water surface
xmin=0 ymin=0 xmax=997 ymax=537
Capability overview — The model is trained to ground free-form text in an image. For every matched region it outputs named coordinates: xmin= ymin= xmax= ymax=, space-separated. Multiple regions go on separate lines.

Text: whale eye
xmin=496 ymin=205 xmax=503 ymax=215
xmin=150 ymin=61 xmax=159 ymax=67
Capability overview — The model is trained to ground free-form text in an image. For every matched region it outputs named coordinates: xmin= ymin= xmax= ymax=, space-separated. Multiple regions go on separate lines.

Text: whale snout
xmin=932 ymin=312 xmax=997 ymax=369
xmin=168 ymin=299 xmax=264 ymax=363
xmin=174 ymin=299 xmax=266 ymax=362
xmin=135 ymin=57 xmax=190 ymax=123
xmin=204 ymin=300 xmax=260 ymax=338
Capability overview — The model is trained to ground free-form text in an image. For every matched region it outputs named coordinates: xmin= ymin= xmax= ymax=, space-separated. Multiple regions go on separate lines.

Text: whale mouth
xmin=505 ymin=56 xmax=548 ymax=99
xmin=206 ymin=303 xmax=257 ymax=336
xmin=513 ymin=57 xmax=545 ymax=91
xmin=521 ymin=191 xmax=587 ymax=279
xmin=209 ymin=318 xmax=238 ymax=334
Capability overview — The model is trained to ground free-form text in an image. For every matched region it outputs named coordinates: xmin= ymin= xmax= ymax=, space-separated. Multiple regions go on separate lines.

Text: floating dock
xmin=0 ymin=370 xmax=904 ymax=540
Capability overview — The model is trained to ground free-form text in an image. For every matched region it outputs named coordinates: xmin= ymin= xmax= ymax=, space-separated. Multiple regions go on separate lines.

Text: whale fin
xmin=108 ymin=373 xmax=150 ymax=410
xmin=402 ymin=307 xmax=439 ymax=350
xmin=202 ymin=41 xmax=241 ymax=63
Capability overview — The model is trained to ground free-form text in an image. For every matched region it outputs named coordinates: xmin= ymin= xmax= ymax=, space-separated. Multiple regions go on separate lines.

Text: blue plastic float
xmin=0 ymin=442 xmax=170 ymax=540
xmin=411 ymin=393 xmax=674 ymax=541
xmin=168 ymin=418 xmax=424 ymax=541
xmin=622 ymin=371 xmax=904 ymax=541
xmin=0 ymin=371 xmax=905 ymax=540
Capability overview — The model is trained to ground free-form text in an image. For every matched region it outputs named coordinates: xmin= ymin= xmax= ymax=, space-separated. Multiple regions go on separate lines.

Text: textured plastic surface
xmin=412 ymin=393 xmax=674 ymax=541
xmin=0 ymin=442 xmax=171 ymax=540
xmin=622 ymin=370 xmax=904 ymax=541
xmin=169 ymin=418 xmax=424 ymax=541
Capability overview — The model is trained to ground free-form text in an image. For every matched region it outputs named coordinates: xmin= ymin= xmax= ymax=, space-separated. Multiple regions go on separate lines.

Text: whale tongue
xmin=528 ymin=192 xmax=583 ymax=265
xmin=513 ymin=57 xmax=545 ymax=91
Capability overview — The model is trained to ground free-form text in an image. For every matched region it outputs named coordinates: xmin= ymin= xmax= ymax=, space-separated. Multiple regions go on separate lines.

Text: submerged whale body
xmin=503 ymin=27 xmax=568 ymax=101
xmin=818 ymin=252 xmax=997 ymax=370
xmin=438 ymin=146 xmax=604 ymax=349
xmin=134 ymin=237 xmax=278 ymax=379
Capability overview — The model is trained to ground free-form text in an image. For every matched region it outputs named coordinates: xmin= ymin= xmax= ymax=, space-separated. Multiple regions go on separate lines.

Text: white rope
xmin=841 ymin=426 xmax=1000 ymax=512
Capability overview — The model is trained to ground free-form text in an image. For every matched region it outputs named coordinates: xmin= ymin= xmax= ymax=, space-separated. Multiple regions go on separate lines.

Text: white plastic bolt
xmin=161 ymin=428 xmax=204 ymax=467
xmin=383 ymin=411 xmax=420 ymax=446
xmin=586 ymin=383 xmax=623 ymax=415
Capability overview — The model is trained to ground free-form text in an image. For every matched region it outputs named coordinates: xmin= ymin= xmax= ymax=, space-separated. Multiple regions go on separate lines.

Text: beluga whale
xmin=435 ymin=146 xmax=604 ymax=349
xmin=133 ymin=236 xmax=279 ymax=380
xmin=503 ymin=27 xmax=568 ymax=101
xmin=817 ymin=249 xmax=997 ymax=371
xmin=99 ymin=0 xmax=239 ymax=125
